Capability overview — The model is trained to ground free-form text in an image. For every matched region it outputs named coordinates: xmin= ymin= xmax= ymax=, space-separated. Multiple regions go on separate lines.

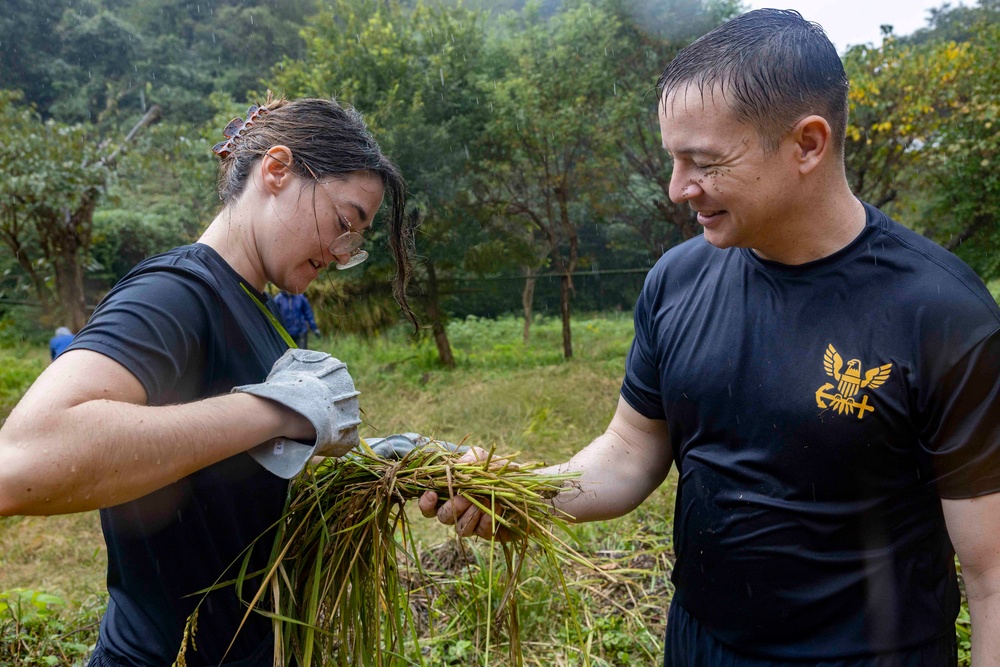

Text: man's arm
xmin=541 ymin=396 xmax=672 ymax=522
xmin=943 ymin=494 xmax=1000 ymax=665
xmin=419 ymin=396 xmax=673 ymax=535
xmin=0 ymin=349 xmax=312 ymax=516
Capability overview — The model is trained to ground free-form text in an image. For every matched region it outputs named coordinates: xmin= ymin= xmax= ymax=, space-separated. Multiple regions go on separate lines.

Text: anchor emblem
xmin=815 ymin=344 xmax=892 ymax=420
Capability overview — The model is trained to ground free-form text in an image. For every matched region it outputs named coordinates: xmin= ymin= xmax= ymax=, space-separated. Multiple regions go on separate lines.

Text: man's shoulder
xmin=867 ymin=205 xmax=1000 ymax=320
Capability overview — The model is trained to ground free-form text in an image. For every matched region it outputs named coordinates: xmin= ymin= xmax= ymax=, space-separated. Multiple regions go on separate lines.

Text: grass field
xmin=0 ymin=311 xmax=976 ymax=665
xmin=0 ymin=313 xmax=679 ymax=666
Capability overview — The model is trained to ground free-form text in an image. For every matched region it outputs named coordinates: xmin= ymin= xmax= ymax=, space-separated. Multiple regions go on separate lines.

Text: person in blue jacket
xmin=273 ymin=290 xmax=321 ymax=349
xmin=49 ymin=326 xmax=75 ymax=360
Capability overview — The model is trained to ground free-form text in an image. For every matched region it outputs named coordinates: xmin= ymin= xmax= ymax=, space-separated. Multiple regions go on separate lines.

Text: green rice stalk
xmin=175 ymin=441 xmax=596 ymax=666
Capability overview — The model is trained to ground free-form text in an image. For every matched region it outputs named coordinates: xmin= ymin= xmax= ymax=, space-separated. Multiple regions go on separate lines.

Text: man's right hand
xmin=418 ymin=447 xmax=514 ymax=541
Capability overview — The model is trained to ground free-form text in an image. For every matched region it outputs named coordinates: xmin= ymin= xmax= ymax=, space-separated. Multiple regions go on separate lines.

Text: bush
xmin=0 ymin=589 xmax=104 ymax=667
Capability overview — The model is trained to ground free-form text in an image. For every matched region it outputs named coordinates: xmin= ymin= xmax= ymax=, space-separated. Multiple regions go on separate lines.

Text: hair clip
xmin=212 ymin=104 xmax=268 ymax=158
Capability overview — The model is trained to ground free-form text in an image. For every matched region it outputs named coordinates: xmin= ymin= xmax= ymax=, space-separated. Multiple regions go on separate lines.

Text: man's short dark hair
xmin=657 ymin=9 xmax=849 ymax=155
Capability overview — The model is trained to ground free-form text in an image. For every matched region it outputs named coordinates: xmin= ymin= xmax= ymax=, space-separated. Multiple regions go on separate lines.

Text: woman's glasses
xmin=303 ymin=164 xmax=370 ymax=270
xmin=329 ymin=223 xmax=368 ymax=270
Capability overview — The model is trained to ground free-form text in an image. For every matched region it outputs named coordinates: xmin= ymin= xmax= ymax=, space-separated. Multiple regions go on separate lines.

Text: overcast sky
xmin=745 ymin=0 xmax=954 ymax=54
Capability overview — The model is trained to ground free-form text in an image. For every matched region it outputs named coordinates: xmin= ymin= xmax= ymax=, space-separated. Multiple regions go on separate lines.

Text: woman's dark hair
xmin=657 ymin=9 xmax=850 ymax=155
xmin=214 ymin=94 xmax=416 ymax=325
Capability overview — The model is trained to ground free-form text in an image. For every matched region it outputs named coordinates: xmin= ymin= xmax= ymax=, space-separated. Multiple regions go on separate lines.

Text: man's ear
xmin=791 ymin=115 xmax=833 ymax=175
xmin=260 ymin=145 xmax=295 ymax=193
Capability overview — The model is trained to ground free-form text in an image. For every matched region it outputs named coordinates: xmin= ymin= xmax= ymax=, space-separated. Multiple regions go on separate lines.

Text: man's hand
xmin=417 ymin=447 xmax=515 ymax=541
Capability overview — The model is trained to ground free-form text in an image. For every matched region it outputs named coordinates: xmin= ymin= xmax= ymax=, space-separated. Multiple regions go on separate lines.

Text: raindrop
xmin=212 ymin=33 xmax=216 ymax=43
xmin=440 ymin=68 xmax=445 ymax=86
xmin=613 ymin=83 xmax=617 ymax=96
xmin=250 ymin=13 xmax=254 ymax=25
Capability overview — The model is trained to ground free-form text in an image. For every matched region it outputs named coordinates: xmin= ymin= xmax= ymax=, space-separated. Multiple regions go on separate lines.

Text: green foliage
xmin=0 ymin=0 xmax=76 ymax=114
xmin=844 ymin=5 xmax=1000 ymax=281
xmin=0 ymin=589 xmax=104 ymax=667
xmin=0 ymin=344 xmax=47 ymax=415
xmin=956 ymin=603 xmax=971 ymax=666
xmin=0 ymin=310 xmax=51 ymax=348
xmin=271 ymin=0 xmax=505 ymax=362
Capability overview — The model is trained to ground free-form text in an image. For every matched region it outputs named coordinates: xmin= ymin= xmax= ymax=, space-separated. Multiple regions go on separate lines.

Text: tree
xmin=601 ymin=0 xmax=742 ymax=258
xmin=476 ymin=1 xmax=625 ymax=359
xmin=842 ymin=31 xmax=970 ymax=209
xmin=0 ymin=92 xmax=160 ymax=329
xmin=272 ymin=0 xmax=499 ymax=367
xmin=0 ymin=0 xmax=76 ymax=114
xmin=916 ymin=18 xmax=1000 ymax=279
xmin=843 ymin=4 xmax=1000 ymax=281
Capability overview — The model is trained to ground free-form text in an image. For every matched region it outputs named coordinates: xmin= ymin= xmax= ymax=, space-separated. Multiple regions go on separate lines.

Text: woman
xmin=0 ymin=96 xmax=414 ymax=666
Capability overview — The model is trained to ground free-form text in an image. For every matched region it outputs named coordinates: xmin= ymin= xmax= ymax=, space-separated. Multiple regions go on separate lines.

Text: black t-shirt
xmin=621 ymin=202 xmax=1000 ymax=660
xmin=67 ymin=244 xmax=290 ymax=666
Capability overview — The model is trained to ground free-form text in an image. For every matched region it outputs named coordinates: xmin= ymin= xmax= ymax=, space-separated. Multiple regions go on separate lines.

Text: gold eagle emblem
xmin=816 ymin=344 xmax=892 ymax=419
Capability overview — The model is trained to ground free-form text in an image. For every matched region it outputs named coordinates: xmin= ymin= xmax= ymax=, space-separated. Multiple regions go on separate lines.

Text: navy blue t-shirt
xmin=622 ymin=202 xmax=1000 ymax=660
xmin=67 ymin=244 xmax=290 ymax=666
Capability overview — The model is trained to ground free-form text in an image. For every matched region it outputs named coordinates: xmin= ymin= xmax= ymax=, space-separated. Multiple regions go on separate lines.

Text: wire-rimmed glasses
xmin=329 ymin=225 xmax=368 ymax=270
xmin=302 ymin=163 xmax=370 ymax=270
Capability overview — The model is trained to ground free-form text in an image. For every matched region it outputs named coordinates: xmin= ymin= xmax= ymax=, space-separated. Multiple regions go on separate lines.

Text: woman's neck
xmin=198 ymin=206 xmax=267 ymax=291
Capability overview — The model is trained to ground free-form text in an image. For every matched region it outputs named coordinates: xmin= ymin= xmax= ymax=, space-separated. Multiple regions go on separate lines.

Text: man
xmin=273 ymin=290 xmax=321 ymax=349
xmin=421 ymin=9 xmax=1000 ymax=665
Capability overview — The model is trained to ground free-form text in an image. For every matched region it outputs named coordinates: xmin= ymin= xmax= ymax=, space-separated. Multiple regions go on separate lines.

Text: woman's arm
xmin=0 ymin=349 xmax=311 ymax=516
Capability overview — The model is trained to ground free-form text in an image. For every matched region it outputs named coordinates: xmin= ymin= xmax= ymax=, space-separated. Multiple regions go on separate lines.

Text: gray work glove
xmin=234 ymin=348 xmax=361 ymax=479
xmin=362 ymin=432 xmax=467 ymax=460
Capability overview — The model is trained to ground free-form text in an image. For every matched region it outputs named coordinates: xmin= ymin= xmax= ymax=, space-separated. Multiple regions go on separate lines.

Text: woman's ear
xmin=260 ymin=145 xmax=295 ymax=193
xmin=791 ymin=115 xmax=833 ymax=175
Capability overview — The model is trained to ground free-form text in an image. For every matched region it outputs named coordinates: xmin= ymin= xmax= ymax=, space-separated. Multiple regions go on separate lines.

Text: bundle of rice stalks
xmin=176 ymin=441 xmax=594 ymax=667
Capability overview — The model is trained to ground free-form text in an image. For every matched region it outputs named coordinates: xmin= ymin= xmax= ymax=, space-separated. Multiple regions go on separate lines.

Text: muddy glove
xmin=363 ymin=432 xmax=466 ymax=460
xmin=234 ymin=349 xmax=361 ymax=479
